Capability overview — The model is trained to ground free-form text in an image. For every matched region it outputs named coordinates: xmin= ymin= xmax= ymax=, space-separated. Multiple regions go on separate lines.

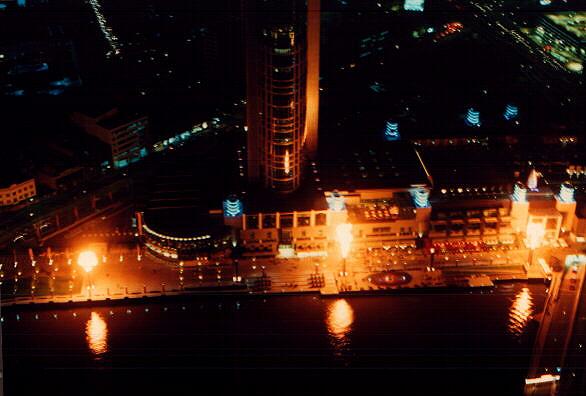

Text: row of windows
xmin=245 ymin=213 xmax=327 ymax=229
xmin=0 ymin=190 xmax=35 ymax=206
xmin=1 ymin=184 xmax=34 ymax=198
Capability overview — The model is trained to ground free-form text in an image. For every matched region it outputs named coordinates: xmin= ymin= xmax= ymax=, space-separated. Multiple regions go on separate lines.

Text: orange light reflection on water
xmin=327 ymin=299 xmax=354 ymax=354
xmin=86 ymin=312 xmax=108 ymax=358
xmin=508 ymin=287 xmax=534 ymax=337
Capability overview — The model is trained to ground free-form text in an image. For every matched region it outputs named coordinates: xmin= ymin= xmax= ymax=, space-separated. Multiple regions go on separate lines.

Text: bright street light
xmin=526 ymin=222 xmax=545 ymax=250
xmin=78 ymin=251 xmax=99 ymax=273
xmin=336 ymin=223 xmax=353 ymax=259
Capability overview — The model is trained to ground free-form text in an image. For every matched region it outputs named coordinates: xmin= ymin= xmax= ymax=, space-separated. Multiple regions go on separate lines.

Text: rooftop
xmin=346 ymin=193 xmax=416 ymax=223
xmin=97 ymin=110 xmax=147 ymax=131
xmin=316 ymin=140 xmax=429 ymax=191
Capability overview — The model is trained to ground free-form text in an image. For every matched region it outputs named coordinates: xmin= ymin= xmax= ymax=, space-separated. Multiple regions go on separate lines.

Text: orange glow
xmin=327 ymin=299 xmax=354 ymax=342
xmin=508 ymin=287 xmax=534 ymax=336
xmin=78 ymin=250 xmax=99 ymax=273
xmin=526 ymin=222 xmax=545 ymax=249
xmin=284 ymin=149 xmax=290 ymax=175
xmin=86 ymin=312 xmax=108 ymax=357
xmin=336 ymin=223 xmax=353 ymax=259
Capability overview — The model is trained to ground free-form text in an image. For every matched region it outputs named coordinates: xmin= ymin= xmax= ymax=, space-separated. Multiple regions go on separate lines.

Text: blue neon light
xmin=384 ymin=120 xmax=400 ymax=141
xmin=223 ymin=196 xmax=243 ymax=217
xmin=504 ymin=104 xmax=519 ymax=121
xmin=512 ymin=182 xmax=527 ymax=202
xmin=558 ymin=183 xmax=575 ymax=203
xmin=411 ymin=188 xmax=430 ymax=208
xmin=465 ymin=108 xmax=481 ymax=127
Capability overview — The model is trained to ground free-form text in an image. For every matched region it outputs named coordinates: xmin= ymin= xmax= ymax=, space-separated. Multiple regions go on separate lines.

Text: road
xmin=525 ymin=260 xmax=586 ymax=395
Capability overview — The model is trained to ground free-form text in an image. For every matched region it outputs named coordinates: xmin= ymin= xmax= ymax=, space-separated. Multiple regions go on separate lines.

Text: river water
xmin=2 ymin=283 xmax=546 ymax=396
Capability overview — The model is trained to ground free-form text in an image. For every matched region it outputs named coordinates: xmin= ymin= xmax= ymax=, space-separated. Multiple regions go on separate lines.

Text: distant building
xmin=537 ymin=12 xmax=586 ymax=72
xmin=244 ymin=0 xmax=320 ymax=193
xmin=539 ymin=13 xmax=586 ymax=61
xmin=0 ymin=177 xmax=36 ymax=206
xmin=0 ymin=39 xmax=81 ymax=96
xmin=71 ymin=108 xmax=148 ymax=169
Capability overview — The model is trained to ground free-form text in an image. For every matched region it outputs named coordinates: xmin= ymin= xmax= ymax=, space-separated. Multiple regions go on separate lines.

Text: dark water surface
xmin=2 ymin=283 xmax=546 ymax=396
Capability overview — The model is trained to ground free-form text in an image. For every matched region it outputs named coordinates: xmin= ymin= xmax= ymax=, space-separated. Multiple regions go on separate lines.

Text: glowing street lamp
xmin=526 ymin=222 xmax=545 ymax=268
xmin=78 ymin=251 xmax=99 ymax=273
xmin=526 ymin=222 xmax=545 ymax=250
xmin=78 ymin=250 xmax=98 ymax=298
xmin=336 ymin=223 xmax=353 ymax=278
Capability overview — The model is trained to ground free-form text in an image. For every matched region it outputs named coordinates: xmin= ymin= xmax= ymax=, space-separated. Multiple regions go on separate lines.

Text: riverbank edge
xmin=0 ymin=278 xmax=550 ymax=312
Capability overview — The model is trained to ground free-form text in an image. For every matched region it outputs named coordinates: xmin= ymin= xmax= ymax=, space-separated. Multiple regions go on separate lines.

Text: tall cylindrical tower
xmin=261 ymin=26 xmax=304 ymax=192
xmin=244 ymin=0 xmax=319 ymax=193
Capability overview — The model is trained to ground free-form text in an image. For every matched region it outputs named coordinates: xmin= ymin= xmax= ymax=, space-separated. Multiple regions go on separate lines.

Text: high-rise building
xmin=243 ymin=0 xmax=320 ymax=193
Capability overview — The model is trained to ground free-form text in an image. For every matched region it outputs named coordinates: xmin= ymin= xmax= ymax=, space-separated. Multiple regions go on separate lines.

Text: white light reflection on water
xmin=507 ymin=287 xmax=534 ymax=337
xmin=86 ymin=311 xmax=109 ymax=358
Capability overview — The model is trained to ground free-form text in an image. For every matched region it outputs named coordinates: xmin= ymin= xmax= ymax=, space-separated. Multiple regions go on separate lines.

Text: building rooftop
xmin=316 ymin=140 xmax=429 ymax=191
xmin=96 ymin=110 xmax=147 ymax=131
xmin=346 ymin=193 xmax=415 ymax=223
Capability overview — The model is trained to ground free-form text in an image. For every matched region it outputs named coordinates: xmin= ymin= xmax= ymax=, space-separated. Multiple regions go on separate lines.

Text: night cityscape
xmin=0 ymin=0 xmax=585 ymax=395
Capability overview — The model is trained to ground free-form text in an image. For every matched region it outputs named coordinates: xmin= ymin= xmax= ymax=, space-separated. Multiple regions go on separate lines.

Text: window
xmin=373 ymin=227 xmax=390 ymax=234
xmin=263 ymin=214 xmax=276 ymax=228
xmin=315 ymin=213 xmax=327 ymax=226
xmin=297 ymin=216 xmax=310 ymax=226
xmin=280 ymin=215 xmax=294 ymax=228
xmin=546 ymin=218 xmax=558 ymax=230
xmin=246 ymin=215 xmax=259 ymax=229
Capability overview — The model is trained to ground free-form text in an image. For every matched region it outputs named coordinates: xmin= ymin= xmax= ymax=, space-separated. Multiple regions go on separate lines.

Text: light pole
xmin=526 ymin=222 xmax=545 ymax=268
xmin=78 ymin=250 xmax=98 ymax=299
xmin=430 ymin=247 xmax=435 ymax=268
xmin=336 ymin=223 xmax=353 ymax=289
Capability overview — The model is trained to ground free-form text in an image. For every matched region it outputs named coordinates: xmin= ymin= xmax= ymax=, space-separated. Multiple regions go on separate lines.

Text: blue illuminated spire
xmin=465 ymin=108 xmax=481 ymax=127
xmin=411 ymin=188 xmax=430 ymax=208
xmin=504 ymin=104 xmax=519 ymax=121
xmin=223 ymin=196 xmax=243 ymax=217
xmin=384 ymin=120 xmax=400 ymax=141
xmin=512 ymin=182 xmax=527 ymax=202
xmin=558 ymin=182 xmax=575 ymax=203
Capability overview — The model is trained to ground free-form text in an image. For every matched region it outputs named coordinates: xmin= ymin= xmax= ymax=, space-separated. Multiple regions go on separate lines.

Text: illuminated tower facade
xmin=244 ymin=0 xmax=320 ymax=193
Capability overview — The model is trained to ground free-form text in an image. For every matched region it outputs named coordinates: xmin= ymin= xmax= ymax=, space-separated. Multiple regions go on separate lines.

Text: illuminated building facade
xmin=0 ymin=178 xmax=36 ymax=206
xmin=237 ymin=188 xmax=431 ymax=257
xmin=72 ymin=108 xmax=148 ymax=169
xmin=244 ymin=0 xmax=320 ymax=193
